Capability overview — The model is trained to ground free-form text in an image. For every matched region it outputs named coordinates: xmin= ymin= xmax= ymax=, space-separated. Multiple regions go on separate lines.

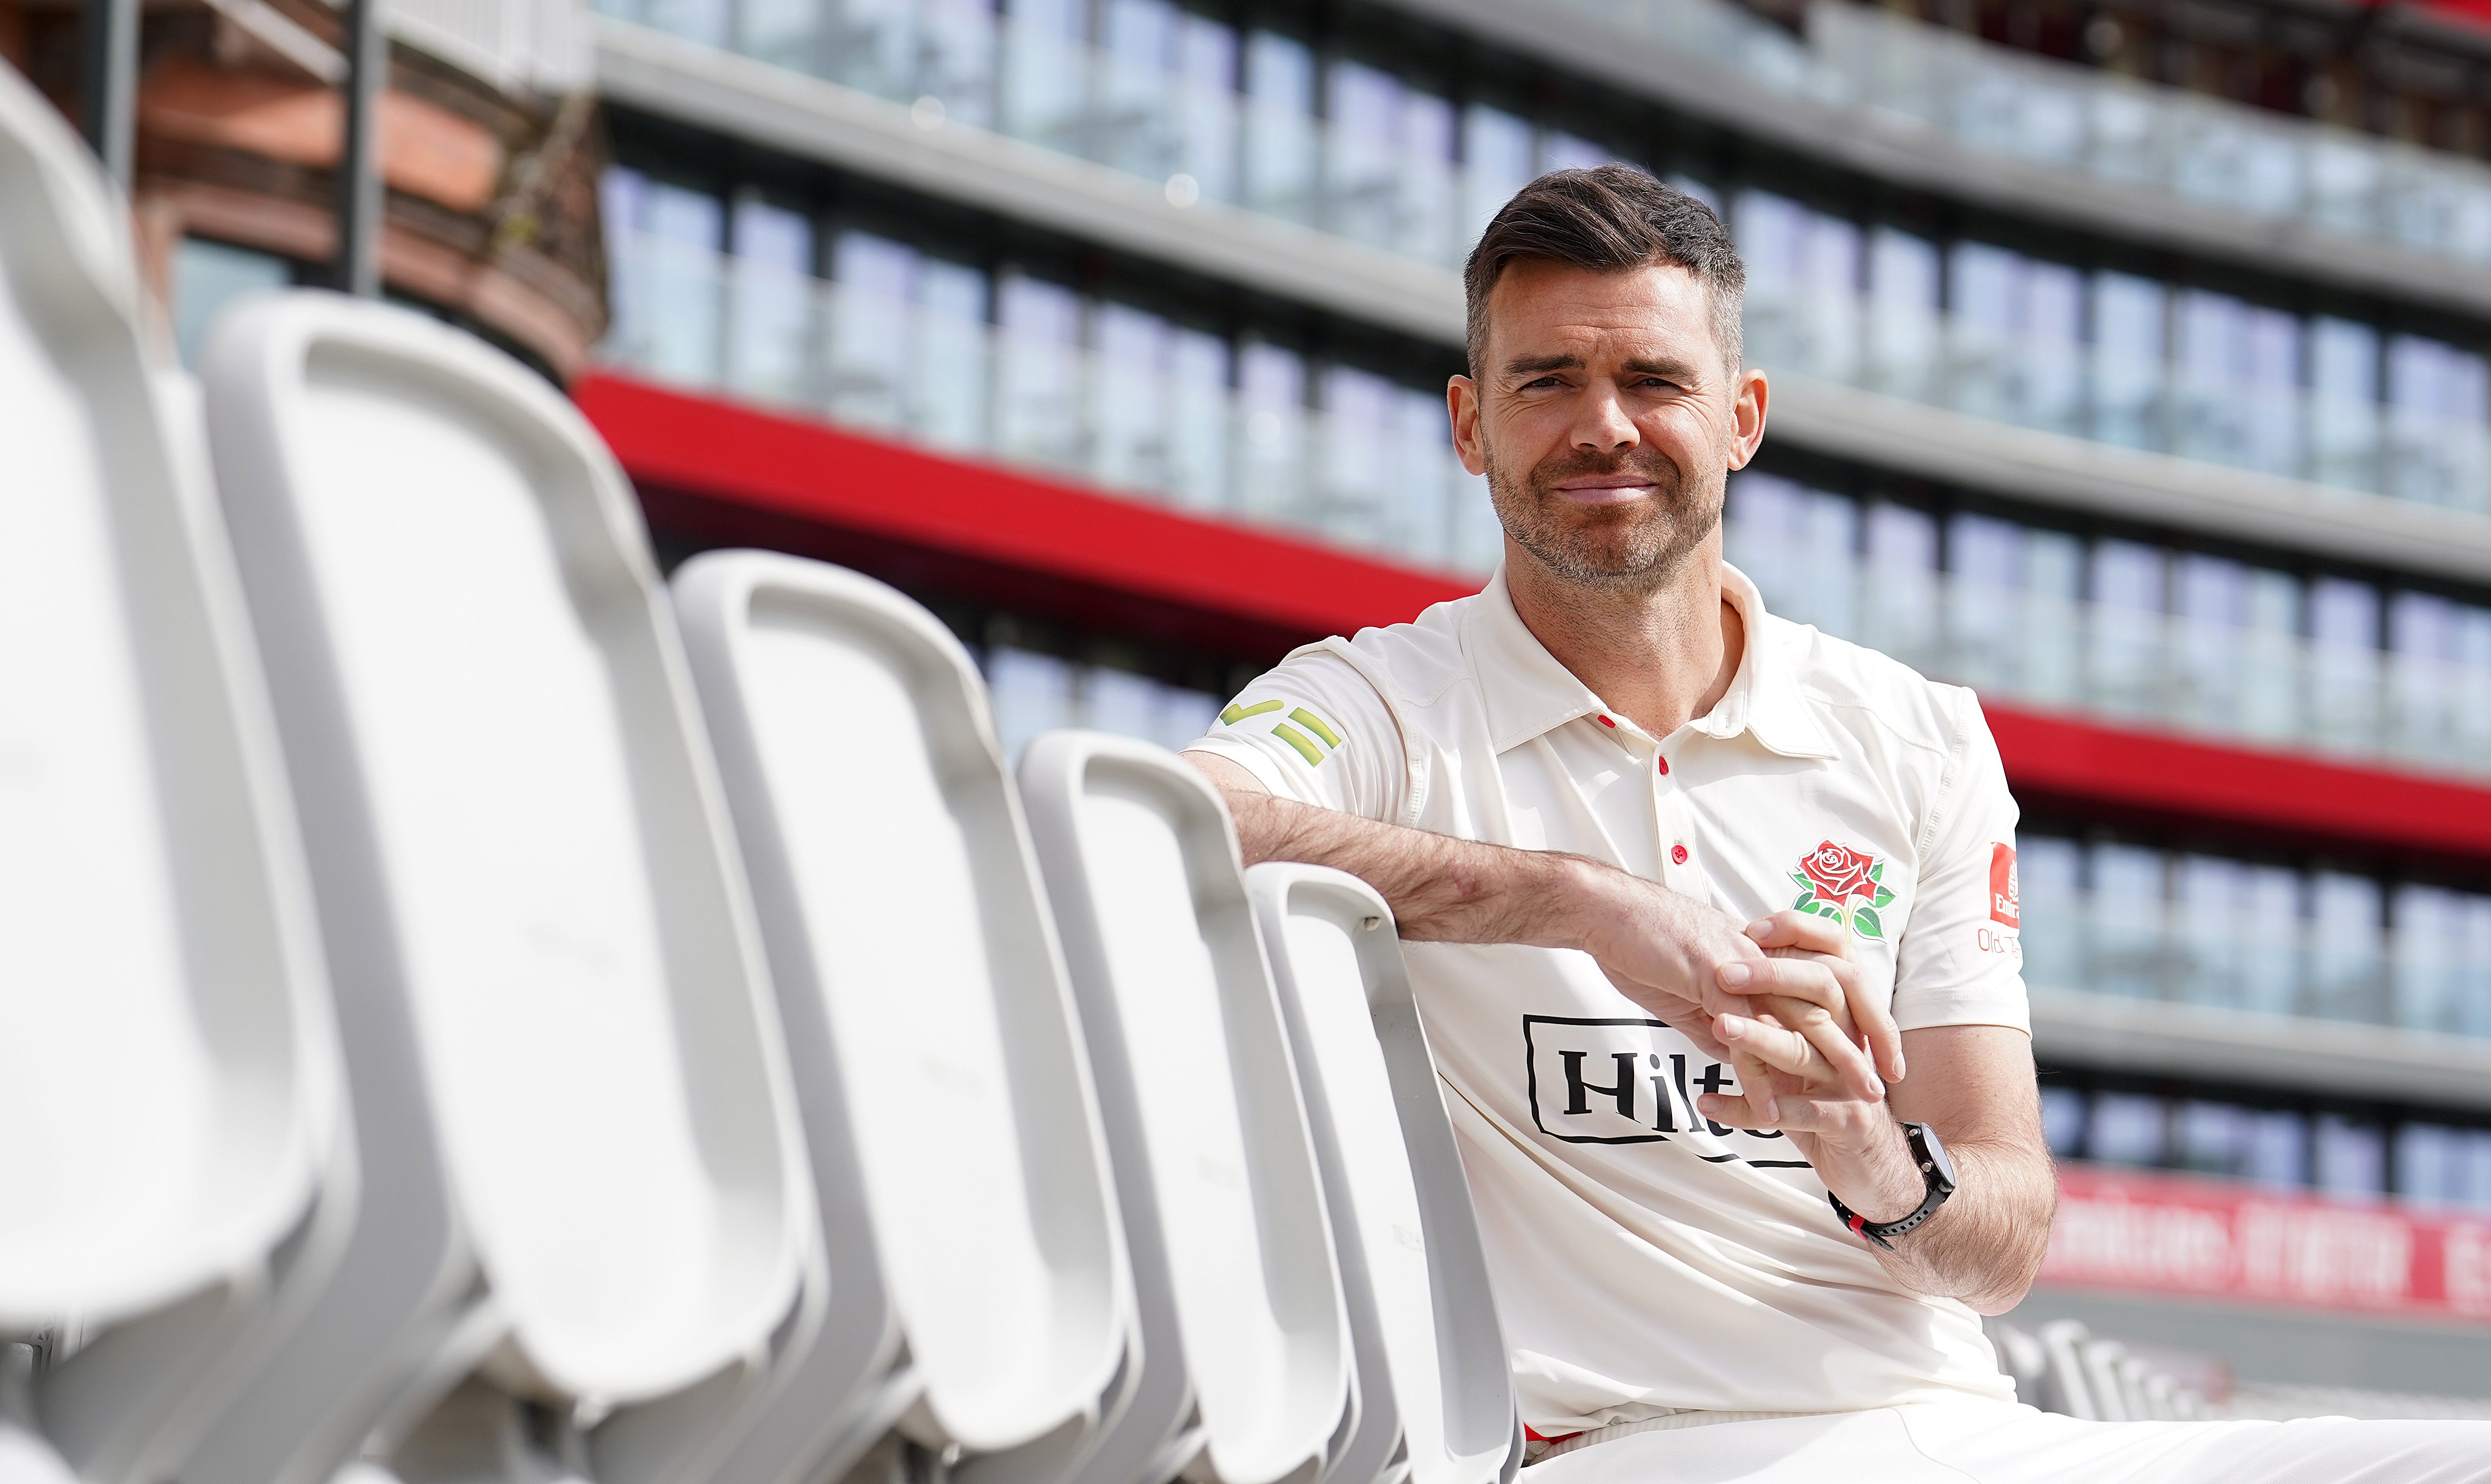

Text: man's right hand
xmin=1569 ymin=864 xmax=1896 ymax=1103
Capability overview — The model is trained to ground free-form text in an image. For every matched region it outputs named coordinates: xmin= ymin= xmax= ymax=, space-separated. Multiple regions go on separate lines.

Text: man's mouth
xmin=1549 ymin=475 xmax=1656 ymax=506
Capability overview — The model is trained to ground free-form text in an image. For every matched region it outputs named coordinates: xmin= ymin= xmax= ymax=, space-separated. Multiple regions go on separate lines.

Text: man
xmin=1182 ymin=166 xmax=2491 ymax=1482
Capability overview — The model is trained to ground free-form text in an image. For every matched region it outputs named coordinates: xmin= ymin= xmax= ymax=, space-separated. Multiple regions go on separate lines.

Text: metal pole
xmin=335 ymin=0 xmax=384 ymax=296
xmin=79 ymin=0 xmax=140 ymax=193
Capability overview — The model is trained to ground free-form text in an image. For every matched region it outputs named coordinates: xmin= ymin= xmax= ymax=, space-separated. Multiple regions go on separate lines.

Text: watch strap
xmin=1827 ymin=1122 xmax=1953 ymax=1251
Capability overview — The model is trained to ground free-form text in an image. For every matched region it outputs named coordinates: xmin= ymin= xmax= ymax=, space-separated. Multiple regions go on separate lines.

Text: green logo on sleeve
xmin=1221 ymin=699 xmax=1343 ymax=767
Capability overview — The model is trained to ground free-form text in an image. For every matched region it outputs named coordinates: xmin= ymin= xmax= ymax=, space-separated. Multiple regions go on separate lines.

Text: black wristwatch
xmin=1827 ymin=1122 xmax=1957 ymax=1251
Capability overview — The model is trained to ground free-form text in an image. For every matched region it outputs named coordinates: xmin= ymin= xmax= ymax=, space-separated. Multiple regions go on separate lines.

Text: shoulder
xmin=1770 ymin=614 xmax=1980 ymax=763
xmin=1327 ymin=590 xmax=1485 ymax=709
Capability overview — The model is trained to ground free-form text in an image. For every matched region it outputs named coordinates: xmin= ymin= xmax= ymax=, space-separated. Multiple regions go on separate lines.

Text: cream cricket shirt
xmin=1184 ymin=564 xmax=2028 ymax=1429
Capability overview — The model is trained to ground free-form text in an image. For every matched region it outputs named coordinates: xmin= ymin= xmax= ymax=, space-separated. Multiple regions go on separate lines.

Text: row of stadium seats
xmin=1988 ymin=1322 xmax=2211 ymax=1423
xmin=0 ymin=55 xmax=1520 ymax=1484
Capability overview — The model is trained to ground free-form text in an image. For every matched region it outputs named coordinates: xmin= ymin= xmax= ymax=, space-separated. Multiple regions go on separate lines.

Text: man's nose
xmin=1570 ymin=384 xmax=1640 ymax=451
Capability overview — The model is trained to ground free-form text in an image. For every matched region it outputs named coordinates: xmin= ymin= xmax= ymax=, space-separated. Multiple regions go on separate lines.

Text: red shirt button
xmin=1597 ymin=715 xmax=1616 ymax=728
xmin=1656 ymin=756 xmax=1670 ymax=775
xmin=1671 ymin=843 xmax=1690 ymax=865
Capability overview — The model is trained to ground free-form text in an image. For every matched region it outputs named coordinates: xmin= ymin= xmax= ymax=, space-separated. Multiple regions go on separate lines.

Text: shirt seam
xmin=1913 ymin=688 xmax=1981 ymax=861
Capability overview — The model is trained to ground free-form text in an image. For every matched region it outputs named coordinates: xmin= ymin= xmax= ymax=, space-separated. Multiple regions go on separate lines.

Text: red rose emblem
xmin=1800 ymin=841 xmax=1877 ymax=903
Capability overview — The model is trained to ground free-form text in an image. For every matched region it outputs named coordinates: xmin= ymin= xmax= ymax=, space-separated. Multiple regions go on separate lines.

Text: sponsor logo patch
xmin=1520 ymin=1015 xmax=1805 ymax=1165
xmin=1990 ymin=843 xmax=2019 ymax=927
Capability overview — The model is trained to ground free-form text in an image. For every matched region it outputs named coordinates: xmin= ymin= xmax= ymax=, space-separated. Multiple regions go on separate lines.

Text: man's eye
xmin=1521 ymin=375 xmax=1561 ymax=390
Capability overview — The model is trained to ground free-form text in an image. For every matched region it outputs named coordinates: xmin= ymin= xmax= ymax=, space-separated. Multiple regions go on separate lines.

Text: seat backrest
xmin=669 ymin=550 xmax=1131 ymax=1484
xmin=0 ymin=56 xmax=336 ymax=1484
xmin=1017 ymin=734 xmax=1350 ymax=1484
xmin=1244 ymin=864 xmax=1517 ymax=1484
xmin=181 ymin=291 xmax=808 ymax=1484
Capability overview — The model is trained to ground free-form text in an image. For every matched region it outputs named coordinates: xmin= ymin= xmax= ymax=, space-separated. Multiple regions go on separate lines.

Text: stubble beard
xmin=1485 ymin=442 xmax=1725 ymax=594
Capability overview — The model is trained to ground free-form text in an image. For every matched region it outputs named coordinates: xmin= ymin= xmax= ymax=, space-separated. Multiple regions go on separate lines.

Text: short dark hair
xmin=1462 ymin=164 xmax=1745 ymax=378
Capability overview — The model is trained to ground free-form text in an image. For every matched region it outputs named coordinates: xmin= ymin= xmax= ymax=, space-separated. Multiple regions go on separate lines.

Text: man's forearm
xmin=1218 ymin=774 xmax=1602 ymax=947
xmin=1871 ymin=1135 xmax=2056 ymax=1314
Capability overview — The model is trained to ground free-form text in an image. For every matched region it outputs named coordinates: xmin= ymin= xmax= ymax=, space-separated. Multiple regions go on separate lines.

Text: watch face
xmin=1913 ymin=1123 xmax=1959 ymax=1193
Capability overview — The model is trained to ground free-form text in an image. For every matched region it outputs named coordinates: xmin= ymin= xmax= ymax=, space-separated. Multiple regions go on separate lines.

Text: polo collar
xmin=1465 ymin=562 xmax=1841 ymax=761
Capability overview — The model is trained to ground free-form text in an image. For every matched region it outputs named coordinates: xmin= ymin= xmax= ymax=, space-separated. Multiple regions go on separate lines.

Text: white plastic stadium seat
xmin=0 ymin=58 xmax=340 ymax=1484
xmin=176 ymin=292 xmax=811 ymax=1484
xmin=669 ymin=550 xmax=1132 ymax=1484
xmin=1017 ymin=733 xmax=1352 ymax=1484
xmin=1244 ymin=865 xmax=1520 ymax=1484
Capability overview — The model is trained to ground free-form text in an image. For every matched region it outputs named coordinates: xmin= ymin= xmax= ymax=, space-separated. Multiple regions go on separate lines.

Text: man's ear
xmin=1448 ymin=374 xmax=1487 ymax=477
xmin=1725 ymin=367 xmax=1769 ymax=471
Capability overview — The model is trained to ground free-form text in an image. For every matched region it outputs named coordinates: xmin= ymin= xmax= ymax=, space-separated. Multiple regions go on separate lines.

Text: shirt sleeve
xmin=1891 ymin=689 xmax=2031 ymax=1035
xmin=1180 ymin=644 xmax=1405 ymax=823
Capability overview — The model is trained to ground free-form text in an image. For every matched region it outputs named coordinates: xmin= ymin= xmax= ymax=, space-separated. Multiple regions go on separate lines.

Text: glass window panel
xmin=726 ymin=197 xmax=815 ymax=406
xmin=916 ymin=257 xmax=990 ymax=452
xmin=986 ymin=648 xmax=1076 ymax=765
xmin=1733 ymin=191 xmax=1807 ymax=370
xmin=2174 ymin=854 xmax=2247 ymax=1009
xmin=2039 ymin=1086 xmax=2087 ymax=1157
xmin=2088 ymin=540 xmax=2165 ymax=721
xmin=1080 ymin=666 xmax=1162 ymax=739
xmin=2088 ymin=841 xmax=2167 ymax=1000
xmin=1316 ymin=364 xmax=1401 ymax=552
xmin=1172 ymin=14 xmax=1239 ymax=202
xmin=1725 ymin=473 xmax=1803 ymax=615
xmin=1098 ymin=0 xmax=1177 ymax=183
xmin=2240 ymin=865 xmax=2303 ymax=1017
xmin=1400 ymin=87 xmax=1458 ymax=266
xmin=1867 ymin=227 xmax=1939 ymax=402
xmin=2090 ymin=1092 xmax=2167 ymax=1167
xmin=2311 ymin=316 xmax=2379 ymax=493
xmin=1864 ymin=502 xmax=1937 ymax=666
xmin=2172 ymin=554 xmax=2246 ymax=737
xmin=2019 ymin=257 xmax=2084 ymax=436
xmin=2311 ymin=578 xmax=2381 ymax=754
xmin=1793 ymin=211 xmax=1861 ymax=383
xmin=2245 ymin=1110 xmax=2307 ymax=1189
xmin=626 ymin=178 xmax=726 ymax=385
xmin=2387 ymin=334 xmax=2490 ymax=510
xmin=2021 ymin=531 xmax=2083 ymax=707
xmin=2017 ymin=835 xmax=2083 ymax=991
xmin=2393 ymin=883 xmax=2463 ymax=1032
xmin=2314 ymin=1113 xmax=2387 ymax=1197
xmin=1393 ymin=383 xmax=1457 ymax=569
xmin=1943 ymin=512 xmax=2023 ymax=695
xmin=1326 ymin=62 xmax=1402 ymax=253
xmin=1947 ymin=242 xmax=2018 ymax=428
xmin=1237 ymin=341 xmax=1305 ymax=522
xmin=2464 ymin=1132 xmax=2491 ymax=1210
xmin=2460 ymin=895 xmax=2491 ymax=1038
xmin=646 ymin=0 xmax=728 ymax=48
xmin=1157 ymin=683 xmax=1223 ymax=752
xmin=1461 ymin=104 xmax=1534 ymax=246
xmin=997 ymin=274 xmax=1085 ymax=471
xmin=827 ymin=231 xmax=915 ymax=431
xmin=2091 ymin=271 xmax=2165 ymax=452
xmin=1093 ymin=302 xmax=1172 ymax=497
xmin=1243 ymin=31 xmax=1315 ymax=222
xmin=2175 ymin=1101 xmax=2254 ymax=1177
xmin=2400 ymin=1122 xmax=2461 ymax=1204
xmin=2309 ymin=870 xmax=2385 ymax=1023
xmin=1166 ymin=325 xmax=1231 ymax=512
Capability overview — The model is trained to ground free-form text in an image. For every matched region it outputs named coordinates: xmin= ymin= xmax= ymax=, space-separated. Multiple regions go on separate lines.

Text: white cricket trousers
xmin=1522 ymin=1403 xmax=2491 ymax=1483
